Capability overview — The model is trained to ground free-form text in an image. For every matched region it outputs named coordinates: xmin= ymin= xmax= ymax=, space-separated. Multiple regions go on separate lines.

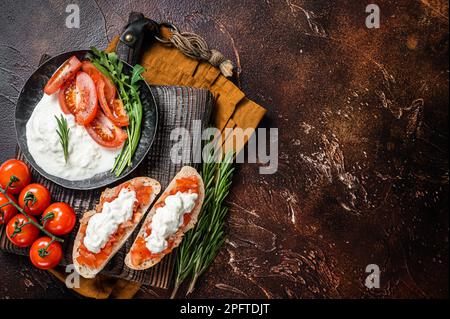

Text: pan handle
xmin=116 ymin=12 xmax=159 ymax=66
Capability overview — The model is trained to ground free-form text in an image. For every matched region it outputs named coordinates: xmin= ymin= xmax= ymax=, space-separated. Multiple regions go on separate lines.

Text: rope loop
xmin=156 ymin=24 xmax=234 ymax=77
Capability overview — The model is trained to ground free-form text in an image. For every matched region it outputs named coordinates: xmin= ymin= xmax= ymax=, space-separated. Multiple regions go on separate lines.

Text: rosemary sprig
xmin=89 ymin=47 xmax=145 ymax=176
xmin=171 ymin=150 xmax=234 ymax=298
xmin=55 ymin=115 xmax=70 ymax=163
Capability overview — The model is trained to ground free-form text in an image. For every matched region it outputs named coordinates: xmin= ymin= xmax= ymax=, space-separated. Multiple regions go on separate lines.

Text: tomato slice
xmin=130 ymin=235 xmax=175 ymax=267
xmin=58 ymin=79 xmax=76 ymax=114
xmin=112 ymin=100 xmax=129 ymax=122
xmin=74 ymin=71 xmax=98 ymax=125
xmin=85 ymin=111 xmax=127 ymax=148
xmin=44 ymin=56 xmax=82 ymax=95
xmin=97 ymin=79 xmax=129 ymax=127
xmin=81 ymin=61 xmax=116 ymax=101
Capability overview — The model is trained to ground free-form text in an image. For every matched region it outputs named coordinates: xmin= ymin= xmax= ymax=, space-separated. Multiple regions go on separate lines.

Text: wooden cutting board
xmin=0 ymin=50 xmax=213 ymax=287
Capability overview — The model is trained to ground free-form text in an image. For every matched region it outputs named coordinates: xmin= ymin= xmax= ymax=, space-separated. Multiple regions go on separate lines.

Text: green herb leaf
xmin=55 ymin=115 xmax=70 ymax=163
xmin=108 ymin=52 xmax=118 ymax=64
xmin=131 ymin=64 xmax=145 ymax=85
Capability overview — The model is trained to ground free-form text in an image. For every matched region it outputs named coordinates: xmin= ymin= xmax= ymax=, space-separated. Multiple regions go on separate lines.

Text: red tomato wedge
xmin=58 ymin=79 xmax=76 ymax=114
xmin=97 ymin=79 xmax=129 ymax=127
xmin=44 ymin=56 xmax=82 ymax=95
xmin=85 ymin=111 xmax=127 ymax=148
xmin=112 ymin=100 xmax=129 ymax=122
xmin=81 ymin=61 xmax=116 ymax=101
xmin=74 ymin=71 xmax=98 ymax=125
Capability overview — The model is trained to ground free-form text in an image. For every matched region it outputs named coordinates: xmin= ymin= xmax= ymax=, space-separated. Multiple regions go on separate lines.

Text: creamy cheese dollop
xmin=83 ymin=188 xmax=137 ymax=253
xmin=25 ymin=93 xmax=121 ymax=181
xmin=145 ymin=191 xmax=198 ymax=253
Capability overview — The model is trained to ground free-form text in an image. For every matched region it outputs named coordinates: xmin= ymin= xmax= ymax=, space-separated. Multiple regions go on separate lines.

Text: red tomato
xmin=85 ymin=111 xmax=127 ymax=148
xmin=130 ymin=236 xmax=173 ymax=267
xmin=0 ymin=192 xmax=18 ymax=225
xmin=42 ymin=202 xmax=76 ymax=236
xmin=97 ymin=79 xmax=129 ymax=127
xmin=0 ymin=159 xmax=31 ymax=194
xmin=58 ymin=79 xmax=77 ymax=115
xmin=112 ymin=100 xmax=129 ymax=121
xmin=29 ymin=237 xmax=63 ymax=270
xmin=6 ymin=214 xmax=40 ymax=247
xmin=18 ymin=183 xmax=51 ymax=216
xmin=81 ymin=61 xmax=116 ymax=101
xmin=73 ymin=71 xmax=98 ymax=125
xmin=44 ymin=56 xmax=82 ymax=95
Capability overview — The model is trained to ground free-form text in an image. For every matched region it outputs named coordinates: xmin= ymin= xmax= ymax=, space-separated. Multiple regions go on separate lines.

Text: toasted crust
xmin=125 ymin=166 xmax=205 ymax=270
xmin=72 ymin=177 xmax=161 ymax=278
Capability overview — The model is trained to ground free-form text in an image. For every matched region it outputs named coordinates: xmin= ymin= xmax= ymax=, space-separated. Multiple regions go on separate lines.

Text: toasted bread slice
xmin=125 ymin=166 xmax=204 ymax=270
xmin=72 ymin=177 xmax=161 ymax=278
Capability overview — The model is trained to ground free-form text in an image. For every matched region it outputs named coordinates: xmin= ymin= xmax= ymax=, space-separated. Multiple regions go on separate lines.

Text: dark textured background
xmin=0 ymin=0 xmax=448 ymax=298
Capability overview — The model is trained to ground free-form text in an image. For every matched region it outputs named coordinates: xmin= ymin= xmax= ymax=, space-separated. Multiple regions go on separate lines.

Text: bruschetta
xmin=73 ymin=177 xmax=161 ymax=278
xmin=125 ymin=166 xmax=204 ymax=270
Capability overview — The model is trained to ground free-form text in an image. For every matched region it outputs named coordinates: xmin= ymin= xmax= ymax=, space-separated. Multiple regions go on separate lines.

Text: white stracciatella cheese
xmin=84 ymin=188 xmax=137 ymax=253
xmin=146 ymin=191 xmax=198 ymax=253
xmin=26 ymin=93 xmax=122 ymax=181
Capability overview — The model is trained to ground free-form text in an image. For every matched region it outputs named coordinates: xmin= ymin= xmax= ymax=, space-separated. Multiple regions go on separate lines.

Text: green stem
xmin=10 ymin=220 xmax=32 ymax=238
xmin=170 ymin=282 xmax=181 ymax=299
xmin=186 ymin=273 xmax=199 ymax=296
xmin=4 ymin=175 xmax=19 ymax=193
xmin=38 ymin=238 xmax=55 ymax=257
xmin=41 ymin=211 xmax=54 ymax=228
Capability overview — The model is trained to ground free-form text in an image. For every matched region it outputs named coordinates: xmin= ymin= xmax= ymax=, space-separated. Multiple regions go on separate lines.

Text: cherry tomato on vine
xmin=6 ymin=214 xmax=40 ymax=247
xmin=18 ymin=183 xmax=51 ymax=216
xmin=42 ymin=202 xmax=76 ymax=236
xmin=0 ymin=192 xmax=18 ymax=225
xmin=0 ymin=159 xmax=31 ymax=195
xmin=29 ymin=237 xmax=63 ymax=270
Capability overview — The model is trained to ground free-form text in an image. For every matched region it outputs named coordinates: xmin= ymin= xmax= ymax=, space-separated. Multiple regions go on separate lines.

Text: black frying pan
xmin=15 ymin=50 xmax=158 ymax=190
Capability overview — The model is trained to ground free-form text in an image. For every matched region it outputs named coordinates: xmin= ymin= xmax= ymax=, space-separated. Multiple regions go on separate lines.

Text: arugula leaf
xmin=108 ymin=52 xmax=118 ymax=64
xmin=131 ymin=64 xmax=145 ymax=85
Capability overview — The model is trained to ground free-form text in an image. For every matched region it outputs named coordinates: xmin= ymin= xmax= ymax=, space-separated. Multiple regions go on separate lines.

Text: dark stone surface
xmin=0 ymin=0 xmax=448 ymax=298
